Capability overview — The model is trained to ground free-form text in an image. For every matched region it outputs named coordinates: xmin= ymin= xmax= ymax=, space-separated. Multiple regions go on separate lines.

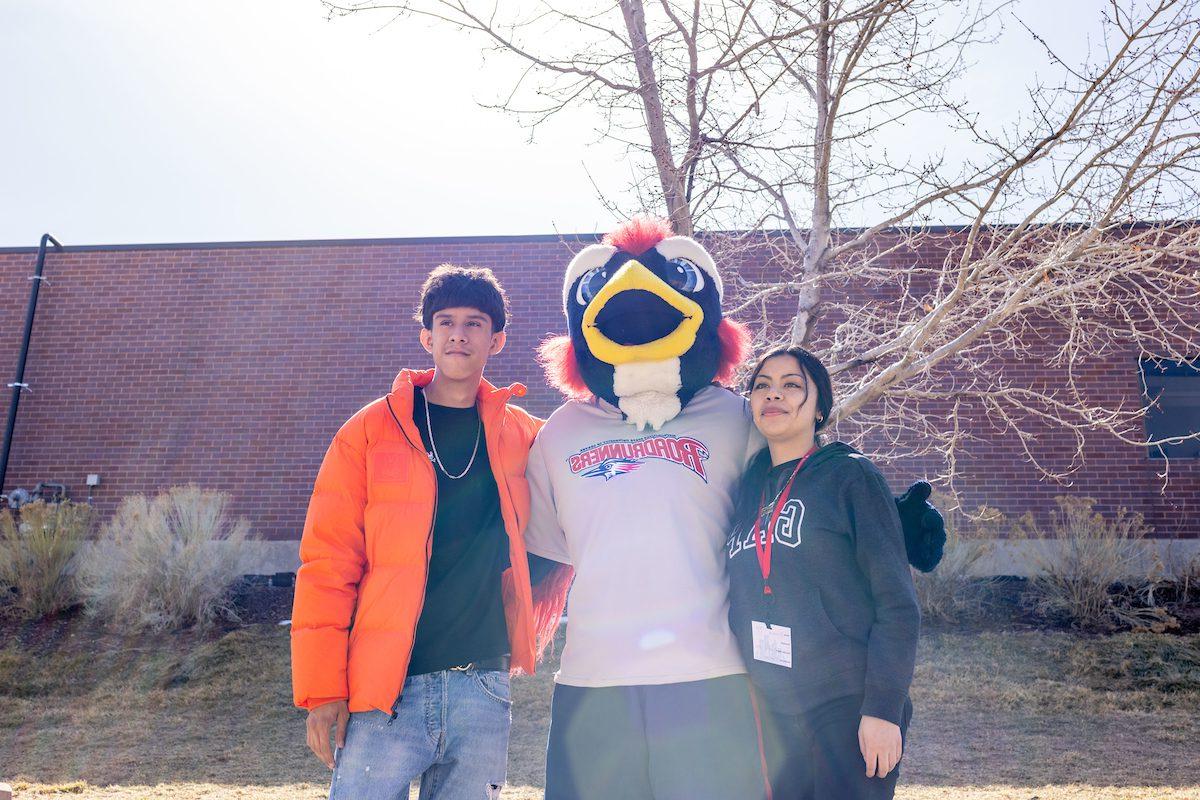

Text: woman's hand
xmin=858 ymin=714 xmax=903 ymax=778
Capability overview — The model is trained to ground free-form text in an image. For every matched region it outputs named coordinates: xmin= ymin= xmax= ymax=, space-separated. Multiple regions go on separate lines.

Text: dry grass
xmin=3 ymin=622 xmax=1198 ymax=800
xmin=77 ymin=486 xmax=253 ymax=631
xmin=1065 ymin=633 xmax=1200 ymax=694
xmin=0 ymin=501 xmax=92 ymax=619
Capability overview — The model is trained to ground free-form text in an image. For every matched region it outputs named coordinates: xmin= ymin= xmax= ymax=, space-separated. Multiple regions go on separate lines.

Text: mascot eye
xmin=666 ymin=258 xmax=705 ymax=293
xmin=575 ymin=266 xmax=610 ymax=306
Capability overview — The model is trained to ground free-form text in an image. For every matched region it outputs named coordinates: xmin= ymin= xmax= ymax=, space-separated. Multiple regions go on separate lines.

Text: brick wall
xmin=0 ymin=233 xmax=1194 ymax=541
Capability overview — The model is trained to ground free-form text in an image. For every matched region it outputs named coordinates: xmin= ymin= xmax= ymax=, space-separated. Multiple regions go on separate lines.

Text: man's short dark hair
xmin=415 ymin=264 xmax=509 ymax=332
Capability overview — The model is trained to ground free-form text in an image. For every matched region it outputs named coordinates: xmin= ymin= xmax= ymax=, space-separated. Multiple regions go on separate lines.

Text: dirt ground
xmin=2 ymin=597 xmax=1198 ymax=800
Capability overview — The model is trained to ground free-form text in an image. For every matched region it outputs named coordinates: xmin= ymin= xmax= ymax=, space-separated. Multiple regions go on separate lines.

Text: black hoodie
xmin=725 ymin=442 xmax=920 ymax=725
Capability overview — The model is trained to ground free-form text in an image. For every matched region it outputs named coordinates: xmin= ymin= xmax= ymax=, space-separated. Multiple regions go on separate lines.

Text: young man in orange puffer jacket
xmin=291 ymin=265 xmax=571 ymax=800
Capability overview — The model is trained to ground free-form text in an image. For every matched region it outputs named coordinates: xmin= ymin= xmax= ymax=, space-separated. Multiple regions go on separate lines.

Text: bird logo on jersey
xmin=580 ymin=458 xmax=642 ymax=481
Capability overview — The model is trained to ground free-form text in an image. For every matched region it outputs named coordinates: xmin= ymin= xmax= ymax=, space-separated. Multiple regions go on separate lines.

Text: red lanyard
xmin=752 ymin=446 xmax=816 ymax=596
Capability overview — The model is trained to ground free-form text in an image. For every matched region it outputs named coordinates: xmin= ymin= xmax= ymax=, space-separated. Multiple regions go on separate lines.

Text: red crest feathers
xmin=714 ymin=318 xmax=752 ymax=386
xmin=603 ymin=215 xmax=675 ymax=256
xmin=538 ymin=335 xmax=592 ymax=400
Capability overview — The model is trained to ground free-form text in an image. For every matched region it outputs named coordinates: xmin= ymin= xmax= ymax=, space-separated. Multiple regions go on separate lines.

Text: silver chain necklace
xmin=423 ymin=391 xmax=481 ymax=480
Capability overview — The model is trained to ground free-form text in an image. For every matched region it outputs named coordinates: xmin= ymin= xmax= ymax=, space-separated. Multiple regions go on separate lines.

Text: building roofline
xmin=0 ymin=220 xmax=1189 ymax=255
xmin=0 ymin=231 xmax=604 ymax=255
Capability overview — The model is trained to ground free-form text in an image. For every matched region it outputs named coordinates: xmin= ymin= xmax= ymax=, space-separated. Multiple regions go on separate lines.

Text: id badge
xmin=751 ymin=620 xmax=792 ymax=668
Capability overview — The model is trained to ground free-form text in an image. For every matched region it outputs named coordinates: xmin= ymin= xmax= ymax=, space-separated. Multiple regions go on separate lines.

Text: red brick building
xmin=0 ymin=232 xmax=1194 ymax=558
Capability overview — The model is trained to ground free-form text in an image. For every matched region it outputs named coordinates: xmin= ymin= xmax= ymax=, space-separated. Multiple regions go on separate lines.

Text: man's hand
xmin=306 ymin=699 xmax=349 ymax=770
xmin=858 ymin=714 xmax=903 ymax=778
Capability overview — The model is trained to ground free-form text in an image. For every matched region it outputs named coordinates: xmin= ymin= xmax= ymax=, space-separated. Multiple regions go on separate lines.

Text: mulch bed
xmin=0 ymin=577 xmax=295 ymax=654
xmin=226 ymin=576 xmax=296 ymax=628
xmin=919 ymin=575 xmax=1200 ymax=635
xmin=4 ymin=574 xmax=1198 ymax=650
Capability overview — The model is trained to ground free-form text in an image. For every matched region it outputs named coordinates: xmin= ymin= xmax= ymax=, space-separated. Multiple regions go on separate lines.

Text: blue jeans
xmin=329 ymin=669 xmax=512 ymax=800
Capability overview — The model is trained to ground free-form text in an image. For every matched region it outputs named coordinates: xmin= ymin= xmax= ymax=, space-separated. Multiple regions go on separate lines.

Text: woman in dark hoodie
xmin=726 ymin=345 xmax=920 ymax=800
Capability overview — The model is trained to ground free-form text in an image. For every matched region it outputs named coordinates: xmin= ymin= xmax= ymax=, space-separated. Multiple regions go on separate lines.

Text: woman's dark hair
xmin=745 ymin=345 xmax=834 ymax=432
xmin=415 ymin=264 xmax=509 ymax=332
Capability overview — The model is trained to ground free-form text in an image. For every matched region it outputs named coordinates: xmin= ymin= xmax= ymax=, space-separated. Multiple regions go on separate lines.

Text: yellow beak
xmin=581 ymin=260 xmax=704 ymax=365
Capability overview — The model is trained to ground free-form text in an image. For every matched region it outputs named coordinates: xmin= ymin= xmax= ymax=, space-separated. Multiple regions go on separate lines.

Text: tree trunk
xmin=791 ymin=0 xmax=832 ymax=347
xmin=620 ymin=0 xmax=693 ymax=235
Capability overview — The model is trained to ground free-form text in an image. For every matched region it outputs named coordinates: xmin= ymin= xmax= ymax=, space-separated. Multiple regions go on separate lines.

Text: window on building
xmin=1140 ymin=357 xmax=1200 ymax=459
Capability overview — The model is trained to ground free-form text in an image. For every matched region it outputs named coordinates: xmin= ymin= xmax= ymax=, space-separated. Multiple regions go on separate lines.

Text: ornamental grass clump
xmin=79 ymin=485 xmax=253 ymax=631
xmin=1022 ymin=496 xmax=1177 ymax=632
xmin=0 ymin=500 xmax=92 ymax=619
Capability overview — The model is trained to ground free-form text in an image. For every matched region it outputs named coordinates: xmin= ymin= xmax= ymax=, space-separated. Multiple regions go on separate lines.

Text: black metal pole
xmin=0 ymin=233 xmax=62 ymax=493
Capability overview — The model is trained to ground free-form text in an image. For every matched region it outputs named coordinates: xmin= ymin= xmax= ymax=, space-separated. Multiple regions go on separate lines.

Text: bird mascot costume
xmin=523 ymin=217 xmax=943 ymax=800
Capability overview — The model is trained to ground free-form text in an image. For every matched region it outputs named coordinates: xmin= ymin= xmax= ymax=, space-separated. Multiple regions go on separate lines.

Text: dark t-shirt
xmin=406 ymin=386 xmax=511 ymax=675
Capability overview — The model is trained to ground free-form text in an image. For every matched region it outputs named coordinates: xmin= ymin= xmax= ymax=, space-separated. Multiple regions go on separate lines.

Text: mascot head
xmin=540 ymin=216 xmax=750 ymax=430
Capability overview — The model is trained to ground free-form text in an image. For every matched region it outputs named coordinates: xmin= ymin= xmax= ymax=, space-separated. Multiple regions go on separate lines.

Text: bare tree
xmin=325 ymin=0 xmax=1200 ymax=482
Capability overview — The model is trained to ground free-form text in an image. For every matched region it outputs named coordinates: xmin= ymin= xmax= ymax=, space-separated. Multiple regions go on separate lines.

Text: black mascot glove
xmin=894 ymin=481 xmax=946 ymax=573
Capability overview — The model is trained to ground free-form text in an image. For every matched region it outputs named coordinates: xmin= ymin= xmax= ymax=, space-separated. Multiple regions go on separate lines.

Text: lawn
xmin=2 ymin=619 xmax=1198 ymax=799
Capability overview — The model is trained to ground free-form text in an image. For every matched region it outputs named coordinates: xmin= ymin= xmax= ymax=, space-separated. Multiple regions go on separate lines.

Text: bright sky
xmin=1 ymin=0 xmax=1103 ymax=247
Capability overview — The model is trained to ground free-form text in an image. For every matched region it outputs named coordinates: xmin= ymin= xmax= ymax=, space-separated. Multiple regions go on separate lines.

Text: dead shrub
xmin=1162 ymin=542 xmax=1200 ymax=607
xmin=1021 ymin=496 xmax=1177 ymax=632
xmin=78 ymin=485 xmax=253 ymax=631
xmin=0 ymin=500 xmax=93 ymax=619
xmin=912 ymin=491 xmax=1001 ymax=623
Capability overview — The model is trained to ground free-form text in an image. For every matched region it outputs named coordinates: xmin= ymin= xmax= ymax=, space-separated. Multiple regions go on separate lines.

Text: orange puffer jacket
xmin=291 ymin=368 xmax=544 ymax=713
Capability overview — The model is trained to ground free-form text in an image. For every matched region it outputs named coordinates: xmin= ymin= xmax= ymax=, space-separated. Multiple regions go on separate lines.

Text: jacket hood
xmin=747 ymin=439 xmax=861 ymax=477
xmin=803 ymin=440 xmax=860 ymax=470
xmin=389 ymin=368 xmax=527 ymax=409
xmin=736 ymin=440 xmax=862 ymax=532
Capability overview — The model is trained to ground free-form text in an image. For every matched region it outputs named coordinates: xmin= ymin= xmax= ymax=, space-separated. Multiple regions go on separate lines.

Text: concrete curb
xmin=967 ymin=538 xmax=1200 ymax=578
xmin=70 ymin=537 xmax=1200 ymax=579
xmin=151 ymin=538 xmax=1200 ymax=579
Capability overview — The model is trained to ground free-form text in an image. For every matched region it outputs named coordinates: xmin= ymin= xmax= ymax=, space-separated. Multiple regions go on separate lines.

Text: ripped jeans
xmin=329 ymin=668 xmax=511 ymax=800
